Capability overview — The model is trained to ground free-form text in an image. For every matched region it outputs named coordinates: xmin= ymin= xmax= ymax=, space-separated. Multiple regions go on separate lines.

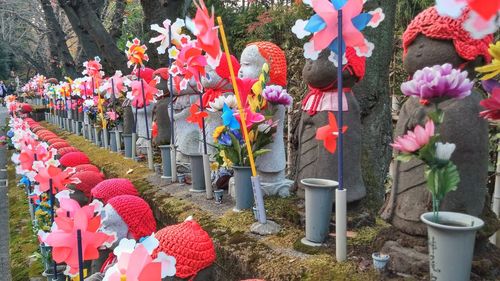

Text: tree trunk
xmin=140 ymin=0 xmax=187 ymax=68
xmin=354 ymin=0 xmax=397 ymax=209
xmin=40 ymin=0 xmax=78 ymax=79
xmin=108 ymin=0 xmax=126 ymax=41
xmin=58 ymin=0 xmax=127 ymax=73
xmin=58 ymin=0 xmax=102 ymax=64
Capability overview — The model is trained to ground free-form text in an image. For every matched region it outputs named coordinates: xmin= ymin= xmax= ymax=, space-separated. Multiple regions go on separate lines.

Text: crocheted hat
xmin=247 ymin=41 xmax=287 ymax=87
xmin=47 ymin=138 xmax=68 ymax=145
xmin=74 ymin=164 xmax=100 ymax=174
xmin=31 ymin=126 xmax=44 ymax=133
xmin=153 ymin=219 xmax=216 ymax=279
xmin=107 ymin=195 xmax=156 ymax=240
xmin=216 ymin=54 xmax=240 ymax=80
xmin=344 ymin=47 xmax=366 ymax=81
xmin=21 ymin=104 xmax=32 ymax=113
xmin=403 ymin=6 xmax=493 ymax=62
xmin=57 ymin=146 xmax=80 ymax=156
xmin=72 ymin=171 xmax=105 ymax=198
xmin=59 ymin=152 xmax=90 ymax=167
xmin=48 ymin=141 xmax=70 ymax=151
xmin=91 ymin=178 xmax=139 ymax=204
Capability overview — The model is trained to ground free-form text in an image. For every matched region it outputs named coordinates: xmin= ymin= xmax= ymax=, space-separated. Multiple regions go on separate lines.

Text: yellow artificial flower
xmin=220 ymin=150 xmax=233 ymax=167
xmin=247 ymin=129 xmax=258 ymax=142
xmin=213 ymin=125 xmax=225 ymax=143
xmin=476 ymin=41 xmax=500 ymax=80
xmin=210 ymin=161 xmax=219 ymax=171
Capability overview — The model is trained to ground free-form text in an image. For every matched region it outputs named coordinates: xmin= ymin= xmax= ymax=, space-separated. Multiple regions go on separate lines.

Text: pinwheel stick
xmin=77 ymin=229 xmax=84 ymax=281
xmin=138 ymin=67 xmax=150 ymax=140
xmin=217 ymin=17 xmax=257 ymax=176
xmin=168 ymin=26 xmax=177 ymax=182
xmin=48 ymin=178 xmax=58 ymax=279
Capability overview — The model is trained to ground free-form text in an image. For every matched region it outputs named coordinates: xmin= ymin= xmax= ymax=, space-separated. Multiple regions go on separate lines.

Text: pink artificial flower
xmin=234 ymin=107 xmax=265 ymax=129
xmin=106 ymin=111 xmax=119 ymax=121
xmin=391 ymin=120 xmax=435 ymax=153
xmin=480 ymin=87 xmax=500 ymax=121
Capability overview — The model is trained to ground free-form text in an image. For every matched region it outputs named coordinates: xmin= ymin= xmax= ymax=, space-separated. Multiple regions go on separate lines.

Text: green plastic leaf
xmin=425 ymin=162 xmax=460 ymax=201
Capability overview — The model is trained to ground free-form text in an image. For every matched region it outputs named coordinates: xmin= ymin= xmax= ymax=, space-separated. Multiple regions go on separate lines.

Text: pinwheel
xmin=292 ymin=0 xmax=384 ymax=62
xmin=187 ymin=0 xmax=222 ymax=67
xmin=436 ymin=0 xmax=499 ymax=39
xmin=102 ymin=237 xmax=176 ymax=281
xmin=221 ymin=104 xmax=240 ymax=130
xmin=126 ymin=78 xmax=159 ymax=108
xmin=40 ymin=198 xmax=115 ymax=276
xmin=32 ymin=163 xmax=80 ymax=194
xmin=315 ymin=112 xmax=348 ymax=153
xmin=186 ymin=104 xmax=208 ymax=129
xmin=100 ymin=71 xmax=129 ymax=99
xmin=126 ymin=38 xmax=150 ymax=69
xmin=149 ymin=18 xmax=186 ymax=54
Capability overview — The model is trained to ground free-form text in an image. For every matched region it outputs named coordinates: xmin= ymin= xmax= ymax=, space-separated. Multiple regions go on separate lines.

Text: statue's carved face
xmin=100 ymin=204 xmax=129 ymax=248
xmin=238 ymin=45 xmax=267 ymax=80
xmin=403 ymin=34 xmax=464 ymax=76
xmin=302 ymin=50 xmax=357 ymax=89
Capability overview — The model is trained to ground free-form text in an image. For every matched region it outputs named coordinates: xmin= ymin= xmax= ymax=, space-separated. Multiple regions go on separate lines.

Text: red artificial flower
xmin=480 ymin=87 xmax=500 ymax=120
xmin=186 ymin=104 xmax=208 ymax=129
xmin=315 ymin=112 xmax=348 ymax=154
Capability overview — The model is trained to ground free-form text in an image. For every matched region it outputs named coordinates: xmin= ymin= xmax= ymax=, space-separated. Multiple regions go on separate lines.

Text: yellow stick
xmin=217 ymin=17 xmax=257 ymax=177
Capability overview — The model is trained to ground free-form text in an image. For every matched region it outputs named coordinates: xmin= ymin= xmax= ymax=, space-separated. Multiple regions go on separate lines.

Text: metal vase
xmin=159 ymin=145 xmax=172 ymax=179
xmin=300 ymin=178 xmax=337 ymax=246
xmin=123 ymin=134 xmax=133 ymax=158
xmin=109 ymin=131 xmax=118 ymax=152
xmin=232 ymin=166 xmax=254 ymax=211
xmin=188 ymin=154 xmax=205 ymax=193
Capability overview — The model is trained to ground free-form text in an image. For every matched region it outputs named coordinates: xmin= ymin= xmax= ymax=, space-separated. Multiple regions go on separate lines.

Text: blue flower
xmin=218 ymin=132 xmax=232 ymax=146
xmin=230 ymin=129 xmax=244 ymax=144
xmin=6 ymin=130 xmax=14 ymax=138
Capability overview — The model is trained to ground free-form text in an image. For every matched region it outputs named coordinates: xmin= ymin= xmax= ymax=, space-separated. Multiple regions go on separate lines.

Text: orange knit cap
xmin=154 ymin=220 xmax=216 ymax=279
xmin=403 ymin=6 xmax=493 ymax=62
xmin=247 ymin=41 xmax=287 ymax=87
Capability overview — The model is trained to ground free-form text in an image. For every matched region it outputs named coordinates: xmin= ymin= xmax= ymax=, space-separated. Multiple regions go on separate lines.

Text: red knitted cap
xmin=403 ymin=6 xmax=493 ymax=62
xmin=153 ymin=220 xmax=215 ymax=279
xmin=74 ymin=164 xmax=100 ymax=174
xmin=345 ymin=47 xmax=366 ymax=81
xmin=59 ymin=152 xmax=90 ymax=167
xmin=47 ymin=138 xmax=67 ymax=145
xmin=57 ymin=146 xmax=81 ymax=156
xmin=248 ymin=41 xmax=287 ymax=86
xmin=107 ymin=195 xmax=156 ymax=240
xmin=91 ymin=178 xmax=139 ymax=204
xmin=73 ymin=171 xmax=105 ymax=198
xmin=32 ymin=126 xmax=44 ymax=133
xmin=216 ymin=55 xmax=240 ymax=80
xmin=49 ymin=141 xmax=70 ymax=151
xmin=21 ymin=104 xmax=32 ymax=113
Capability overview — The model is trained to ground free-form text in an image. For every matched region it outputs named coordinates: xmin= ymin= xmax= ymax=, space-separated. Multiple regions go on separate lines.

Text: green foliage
xmin=116 ymin=2 xmax=145 ymax=51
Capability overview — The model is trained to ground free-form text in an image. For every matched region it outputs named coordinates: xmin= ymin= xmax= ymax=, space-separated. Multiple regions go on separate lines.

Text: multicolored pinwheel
xmin=82 ymin=56 xmax=104 ymax=79
xmin=292 ymin=0 xmax=384 ymax=63
xmin=126 ymin=38 xmax=150 ymax=69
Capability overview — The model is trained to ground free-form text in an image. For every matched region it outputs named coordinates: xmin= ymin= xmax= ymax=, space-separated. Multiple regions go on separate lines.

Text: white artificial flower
xmin=291 ymin=19 xmax=311 ymax=39
xmin=435 ymin=142 xmax=456 ymax=161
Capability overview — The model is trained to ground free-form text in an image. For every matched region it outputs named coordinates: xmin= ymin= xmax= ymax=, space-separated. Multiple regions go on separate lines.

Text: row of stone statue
xmin=119 ymin=6 xmax=491 ymax=236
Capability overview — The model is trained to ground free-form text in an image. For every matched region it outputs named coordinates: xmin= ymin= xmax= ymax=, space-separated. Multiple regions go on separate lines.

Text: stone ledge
xmin=41 ymin=121 xmax=384 ymax=281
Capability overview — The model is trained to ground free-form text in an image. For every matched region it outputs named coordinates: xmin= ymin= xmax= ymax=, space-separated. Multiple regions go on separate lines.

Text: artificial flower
xmin=401 ymin=63 xmax=472 ymax=102
xmin=235 ymin=78 xmax=258 ymax=108
xmin=186 ymin=104 xmax=208 ymax=129
xmin=219 ymin=150 xmax=232 ymax=167
xmin=149 ymin=18 xmax=185 ymax=54
xmin=476 ymin=41 xmax=500 ymax=80
xmin=218 ymin=132 xmax=232 ymax=146
xmin=315 ymin=112 xmax=347 ymax=153
xmin=463 ymin=10 xmax=498 ymax=40
xmin=435 ymin=142 xmax=456 ymax=161
xmin=221 ymin=104 xmax=240 ymax=130
xmin=106 ymin=111 xmax=118 ymax=121
xmin=208 ymin=95 xmax=237 ymax=112
xmin=480 ymin=87 xmax=500 ymax=120
xmin=126 ymin=38 xmax=149 ymax=69
xmin=262 ymin=85 xmax=293 ymax=107
xmin=212 ymin=125 xmax=225 ymax=142
xmin=234 ymin=107 xmax=265 ymax=129
xmin=391 ymin=120 xmax=435 ymax=154
xmin=482 ymin=79 xmax=500 ymax=93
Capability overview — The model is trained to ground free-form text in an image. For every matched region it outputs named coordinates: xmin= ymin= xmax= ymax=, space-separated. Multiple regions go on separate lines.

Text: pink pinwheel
xmin=391 ymin=120 xmax=435 ymax=153
xmin=82 ymin=57 xmax=104 ymax=79
xmin=79 ymin=80 xmax=94 ymax=99
xmin=102 ymin=237 xmax=176 ymax=281
xmin=169 ymin=43 xmax=207 ymax=91
xmin=100 ymin=71 xmax=129 ymax=99
xmin=42 ymin=201 xmax=115 ymax=276
xmin=292 ymin=0 xmax=384 ymax=60
xmin=190 ymin=0 xmax=222 ymax=67
xmin=315 ymin=112 xmax=348 ymax=153
xmin=126 ymin=79 xmax=158 ymax=108
xmin=33 ymin=164 xmax=80 ymax=194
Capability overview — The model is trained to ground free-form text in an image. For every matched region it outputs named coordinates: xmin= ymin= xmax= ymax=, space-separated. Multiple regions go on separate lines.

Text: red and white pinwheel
xmin=32 ymin=162 xmax=80 ymax=194
xmin=315 ymin=112 xmax=348 ymax=154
